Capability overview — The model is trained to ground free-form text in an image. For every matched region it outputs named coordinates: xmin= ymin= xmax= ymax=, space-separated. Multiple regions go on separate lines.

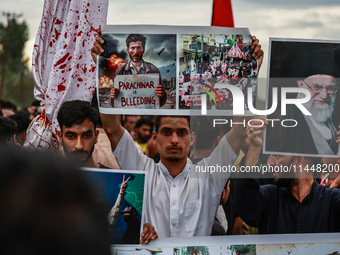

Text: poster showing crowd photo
xmin=82 ymin=168 xmax=146 ymax=244
xmin=97 ymin=31 xmax=176 ymax=112
xmin=178 ymin=33 xmax=258 ymax=115
xmin=264 ymin=39 xmax=340 ymax=157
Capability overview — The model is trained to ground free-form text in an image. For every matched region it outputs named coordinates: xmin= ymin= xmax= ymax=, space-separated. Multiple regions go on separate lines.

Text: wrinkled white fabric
xmin=24 ymin=0 xmax=108 ymax=150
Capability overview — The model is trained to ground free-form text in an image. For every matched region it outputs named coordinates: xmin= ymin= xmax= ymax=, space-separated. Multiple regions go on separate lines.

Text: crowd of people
xmin=1 ymin=33 xmax=340 ymax=254
xmin=178 ymin=49 xmax=258 ymax=109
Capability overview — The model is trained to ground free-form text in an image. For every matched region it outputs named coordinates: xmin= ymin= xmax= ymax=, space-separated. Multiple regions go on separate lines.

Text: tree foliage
xmin=0 ymin=16 xmax=34 ymax=107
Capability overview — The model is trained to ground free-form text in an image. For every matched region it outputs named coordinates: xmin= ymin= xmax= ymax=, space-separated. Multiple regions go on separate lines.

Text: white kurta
xmin=114 ymin=130 xmax=237 ymax=238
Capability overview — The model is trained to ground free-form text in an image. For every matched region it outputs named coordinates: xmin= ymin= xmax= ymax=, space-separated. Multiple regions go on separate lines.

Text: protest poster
xmin=97 ymin=25 xmax=259 ymax=116
xmin=264 ymin=38 xmax=340 ymax=157
xmin=179 ymin=33 xmax=258 ymax=115
xmin=82 ymin=168 xmax=146 ymax=245
xmin=111 ymin=233 xmax=340 ymax=255
xmin=114 ymin=74 xmax=160 ymax=109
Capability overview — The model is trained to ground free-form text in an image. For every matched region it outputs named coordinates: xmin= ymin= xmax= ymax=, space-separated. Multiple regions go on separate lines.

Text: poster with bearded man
xmin=264 ymin=39 xmax=340 ymax=157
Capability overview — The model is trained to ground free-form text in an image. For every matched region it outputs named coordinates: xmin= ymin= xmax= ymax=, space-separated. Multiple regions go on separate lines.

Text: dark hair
xmin=155 ymin=116 xmax=190 ymax=133
xmin=0 ymin=117 xmax=17 ymax=144
xmin=0 ymin=147 xmax=110 ymax=255
xmin=57 ymin=100 xmax=98 ymax=131
xmin=15 ymin=108 xmax=30 ymax=119
xmin=190 ymin=116 xmax=222 ymax=150
xmin=31 ymin=100 xmax=41 ymax=107
xmin=135 ymin=117 xmax=153 ymax=130
xmin=9 ymin=114 xmax=31 ymax=134
xmin=126 ymin=34 xmax=147 ymax=49
xmin=0 ymin=100 xmax=17 ymax=112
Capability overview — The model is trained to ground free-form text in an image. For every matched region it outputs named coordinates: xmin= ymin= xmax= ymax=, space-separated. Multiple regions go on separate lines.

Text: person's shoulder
xmin=144 ymin=61 xmax=160 ymax=72
xmin=116 ymin=63 xmax=128 ymax=75
xmin=260 ymin=183 xmax=280 ymax=196
xmin=317 ymin=181 xmax=340 ymax=195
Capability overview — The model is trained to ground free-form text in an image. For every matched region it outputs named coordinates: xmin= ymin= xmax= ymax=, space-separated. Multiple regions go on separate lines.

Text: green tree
xmin=0 ymin=16 xmax=34 ymax=108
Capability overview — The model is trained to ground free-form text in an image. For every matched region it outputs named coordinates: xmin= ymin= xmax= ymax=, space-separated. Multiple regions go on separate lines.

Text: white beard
xmin=297 ymin=93 xmax=336 ymax=122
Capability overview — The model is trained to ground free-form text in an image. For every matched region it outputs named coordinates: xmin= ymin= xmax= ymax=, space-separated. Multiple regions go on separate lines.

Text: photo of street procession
xmin=178 ymin=34 xmax=258 ymax=112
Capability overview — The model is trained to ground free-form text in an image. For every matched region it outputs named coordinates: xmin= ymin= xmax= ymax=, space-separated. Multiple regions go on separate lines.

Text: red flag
xmin=211 ymin=0 xmax=234 ymax=27
xmin=238 ymin=37 xmax=244 ymax=46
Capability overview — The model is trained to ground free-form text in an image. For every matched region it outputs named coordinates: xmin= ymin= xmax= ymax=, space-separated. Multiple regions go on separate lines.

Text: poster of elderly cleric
xmin=97 ymin=31 xmax=176 ymax=113
xmin=82 ymin=168 xmax=146 ymax=244
xmin=179 ymin=33 xmax=258 ymax=115
xmin=264 ymin=39 xmax=340 ymax=157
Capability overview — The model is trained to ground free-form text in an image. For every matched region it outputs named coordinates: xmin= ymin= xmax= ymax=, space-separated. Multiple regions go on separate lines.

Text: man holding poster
xmin=95 ymin=35 xmax=263 ymax=238
xmin=235 ymin=118 xmax=340 ymax=234
xmin=100 ymin=113 xmax=245 ymax=238
xmin=107 ymin=34 xmax=166 ymax=108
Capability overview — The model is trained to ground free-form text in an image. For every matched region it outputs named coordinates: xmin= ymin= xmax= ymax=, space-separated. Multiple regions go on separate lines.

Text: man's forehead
xmin=62 ymin=119 xmax=95 ymax=133
xmin=160 ymin=117 xmax=189 ymax=129
xmin=269 ymin=154 xmax=293 ymax=160
xmin=140 ymin=124 xmax=152 ymax=130
xmin=307 ymin=74 xmax=335 ymax=84
xmin=129 ymin=41 xmax=143 ymax=47
xmin=126 ymin=116 xmax=138 ymax=121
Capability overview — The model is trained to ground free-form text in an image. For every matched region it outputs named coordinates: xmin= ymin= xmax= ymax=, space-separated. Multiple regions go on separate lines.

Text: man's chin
xmin=166 ymin=157 xmax=181 ymax=162
xmin=163 ymin=155 xmax=185 ymax=162
xmin=311 ymin=105 xmax=333 ymax=122
xmin=64 ymin=152 xmax=90 ymax=165
xmin=140 ymin=137 xmax=151 ymax=144
xmin=71 ymin=156 xmax=89 ymax=164
xmin=131 ymin=58 xmax=142 ymax=63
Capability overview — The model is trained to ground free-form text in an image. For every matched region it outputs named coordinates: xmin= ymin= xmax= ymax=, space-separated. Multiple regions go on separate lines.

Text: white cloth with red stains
xmin=24 ymin=0 xmax=108 ymax=150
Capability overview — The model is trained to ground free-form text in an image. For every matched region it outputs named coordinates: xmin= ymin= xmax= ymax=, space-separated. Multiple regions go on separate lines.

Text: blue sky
xmin=1 ymin=0 xmax=340 ymax=77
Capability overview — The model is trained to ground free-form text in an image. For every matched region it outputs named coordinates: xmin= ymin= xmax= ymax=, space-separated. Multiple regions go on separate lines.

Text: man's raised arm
xmin=100 ymin=113 xmax=125 ymax=151
xmin=233 ymin=117 xmax=268 ymax=228
xmin=225 ymin=116 xmax=248 ymax=156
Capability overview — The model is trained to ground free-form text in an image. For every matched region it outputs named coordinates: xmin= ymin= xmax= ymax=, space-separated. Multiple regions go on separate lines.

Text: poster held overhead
xmin=264 ymin=38 xmax=340 ymax=157
xmin=97 ymin=25 xmax=258 ymax=116
xmin=114 ymin=74 xmax=160 ymax=109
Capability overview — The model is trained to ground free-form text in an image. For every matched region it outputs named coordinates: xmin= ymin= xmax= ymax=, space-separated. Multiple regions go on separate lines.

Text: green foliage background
xmin=0 ymin=17 xmax=35 ymax=108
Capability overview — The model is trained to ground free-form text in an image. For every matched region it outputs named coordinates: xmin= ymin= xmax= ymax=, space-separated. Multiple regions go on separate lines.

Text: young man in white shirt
xmin=100 ymin=114 xmax=247 ymax=238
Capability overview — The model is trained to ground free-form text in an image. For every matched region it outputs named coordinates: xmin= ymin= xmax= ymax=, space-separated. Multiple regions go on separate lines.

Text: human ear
xmin=297 ymin=80 xmax=304 ymax=88
xmin=58 ymin=130 xmax=63 ymax=146
xmin=152 ymin=131 xmax=157 ymax=141
xmin=95 ymin=129 xmax=99 ymax=144
xmin=190 ymin=132 xmax=196 ymax=147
